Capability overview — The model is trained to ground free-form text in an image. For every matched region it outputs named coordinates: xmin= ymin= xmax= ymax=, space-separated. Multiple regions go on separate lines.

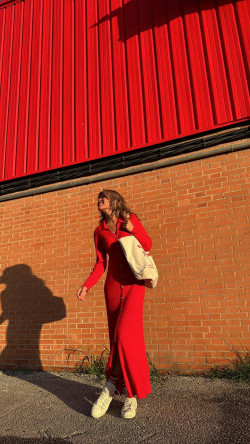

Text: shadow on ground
xmin=5 ymin=371 xmax=123 ymax=418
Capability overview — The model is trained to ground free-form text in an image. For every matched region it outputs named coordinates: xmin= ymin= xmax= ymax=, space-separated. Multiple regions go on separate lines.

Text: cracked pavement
xmin=0 ymin=371 xmax=249 ymax=443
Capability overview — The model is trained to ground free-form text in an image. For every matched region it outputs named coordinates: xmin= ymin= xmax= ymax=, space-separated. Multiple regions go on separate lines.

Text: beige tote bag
xmin=118 ymin=235 xmax=158 ymax=288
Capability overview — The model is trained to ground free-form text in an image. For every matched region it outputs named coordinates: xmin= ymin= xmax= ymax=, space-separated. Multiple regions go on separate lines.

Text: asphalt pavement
xmin=0 ymin=371 xmax=249 ymax=444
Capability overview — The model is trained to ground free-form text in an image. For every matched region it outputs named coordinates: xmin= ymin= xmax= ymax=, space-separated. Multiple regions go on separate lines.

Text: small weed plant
xmin=65 ymin=346 xmax=110 ymax=378
xmin=65 ymin=347 xmax=160 ymax=378
xmin=207 ymin=346 xmax=250 ymax=382
xmin=147 ymin=353 xmax=160 ymax=377
xmin=64 ymin=345 xmax=249 ymax=382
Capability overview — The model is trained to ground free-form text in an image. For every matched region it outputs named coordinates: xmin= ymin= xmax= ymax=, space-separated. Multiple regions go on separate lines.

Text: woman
xmin=77 ymin=190 xmax=152 ymax=419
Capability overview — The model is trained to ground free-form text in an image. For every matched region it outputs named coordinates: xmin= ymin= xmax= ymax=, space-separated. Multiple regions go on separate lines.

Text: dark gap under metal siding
xmin=0 ymin=0 xmax=249 ymax=183
xmin=1 ymin=122 xmax=249 ymax=197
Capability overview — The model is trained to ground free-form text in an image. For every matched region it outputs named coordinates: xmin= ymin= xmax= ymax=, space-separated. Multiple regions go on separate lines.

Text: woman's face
xmin=97 ymin=193 xmax=111 ymax=213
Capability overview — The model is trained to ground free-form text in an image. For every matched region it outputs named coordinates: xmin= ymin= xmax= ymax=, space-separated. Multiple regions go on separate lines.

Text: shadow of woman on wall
xmin=0 ymin=264 xmax=66 ymax=370
xmin=0 ymin=264 xmax=121 ymax=416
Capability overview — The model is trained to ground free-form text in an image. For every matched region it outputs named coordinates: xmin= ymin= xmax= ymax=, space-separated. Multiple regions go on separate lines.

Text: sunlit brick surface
xmin=0 ymin=149 xmax=249 ymax=372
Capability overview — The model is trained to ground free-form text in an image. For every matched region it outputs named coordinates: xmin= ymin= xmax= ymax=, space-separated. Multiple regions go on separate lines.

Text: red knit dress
xmin=83 ymin=213 xmax=152 ymax=399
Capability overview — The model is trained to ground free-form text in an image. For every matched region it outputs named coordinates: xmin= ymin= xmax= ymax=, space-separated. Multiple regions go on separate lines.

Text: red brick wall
xmin=0 ymin=148 xmax=249 ymax=372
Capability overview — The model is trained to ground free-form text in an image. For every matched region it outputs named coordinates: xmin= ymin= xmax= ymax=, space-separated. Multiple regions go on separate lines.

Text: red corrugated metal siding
xmin=0 ymin=0 xmax=249 ymax=182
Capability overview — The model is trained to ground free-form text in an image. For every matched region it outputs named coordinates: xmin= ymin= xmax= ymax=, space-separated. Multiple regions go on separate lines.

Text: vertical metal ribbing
xmin=13 ymin=2 xmax=24 ymax=177
xmin=85 ymin=0 xmax=89 ymax=159
xmin=96 ymin=0 xmax=103 ymax=155
xmin=73 ymin=0 xmax=76 ymax=163
xmin=109 ymin=0 xmax=118 ymax=152
xmin=2 ymin=5 xmax=14 ymax=179
xmin=232 ymin=1 xmax=250 ymax=91
xmin=180 ymin=0 xmax=199 ymax=130
xmin=49 ymin=0 xmax=54 ymax=168
xmin=122 ymin=0 xmax=132 ymax=149
xmin=197 ymin=0 xmax=217 ymax=125
xmin=214 ymin=0 xmax=237 ymax=121
xmin=25 ymin=0 xmax=34 ymax=174
xmin=149 ymin=0 xmax=164 ymax=140
xmin=136 ymin=0 xmax=148 ymax=144
xmin=36 ymin=0 xmax=44 ymax=171
xmin=0 ymin=8 xmax=6 ymax=108
xmin=0 ymin=0 xmax=249 ymax=182
xmin=165 ymin=1 xmax=181 ymax=135
xmin=61 ymin=0 xmax=64 ymax=165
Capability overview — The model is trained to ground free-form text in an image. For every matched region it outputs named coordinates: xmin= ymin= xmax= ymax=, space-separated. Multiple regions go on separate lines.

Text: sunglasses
xmin=98 ymin=193 xmax=107 ymax=200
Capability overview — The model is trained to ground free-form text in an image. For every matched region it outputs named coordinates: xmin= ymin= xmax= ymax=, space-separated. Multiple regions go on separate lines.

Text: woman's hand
xmin=122 ymin=219 xmax=134 ymax=233
xmin=76 ymin=286 xmax=87 ymax=302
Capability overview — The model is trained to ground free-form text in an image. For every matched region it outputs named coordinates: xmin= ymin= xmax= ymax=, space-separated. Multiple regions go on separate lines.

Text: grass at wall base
xmin=206 ymin=346 xmax=249 ymax=382
xmin=64 ymin=346 xmax=160 ymax=379
xmin=64 ymin=345 xmax=249 ymax=382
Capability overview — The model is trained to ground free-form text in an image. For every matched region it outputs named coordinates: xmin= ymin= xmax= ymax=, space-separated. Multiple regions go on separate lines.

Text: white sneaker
xmin=91 ymin=381 xmax=116 ymax=418
xmin=121 ymin=396 xmax=137 ymax=419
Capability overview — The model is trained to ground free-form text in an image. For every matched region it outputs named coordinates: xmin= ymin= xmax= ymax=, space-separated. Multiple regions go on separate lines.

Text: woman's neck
xmin=105 ymin=213 xmax=118 ymax=224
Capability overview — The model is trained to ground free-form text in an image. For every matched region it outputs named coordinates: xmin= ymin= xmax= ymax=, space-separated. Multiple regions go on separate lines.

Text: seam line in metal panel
xmin=34 ymin=0 xmax=44 ymax=174
xmin=3 ymin=4 xmax=15 ymax=180
xmin=97 ymin=0 xmax=103 ymax=156
xmin=232 ymin=0 xmax=250 ymax=113
xmin=48 ymin=0 xmax=53 ymax=170
xmin=233 ymin=1 xmax=249 ymax=89
xmin=136 ymin=0 xmax=148 ymax=144
xmin=150 ymin=1 xmax=164 ymax=140
xmin=109 ymin=0 xmax=118 ymax=152
xmin=0 ymin=8 xmax=6 ymax=177
xmin=122 ymin=0 xmax=132 ymax=149
xmin=85 ymin=0 xmax=89 ymax=159
xmin=61 ymin=0 xmax=64 ymax=166
xmin=14 ymin=0 xmax=31 ymax=177
xmin=13 ymin=0 xmax=24 ymax=178
xmin=74 ymin=0 xmax=76 ymax=163
xmin=214 ymin=1 xmax=236 ymax=121
xmin=0 ymin=9 xmax=6 ymax=100
xmin=181 ymin=1 xmax=199 ymax=130
xmin=49 ymin=0 xmax=54 ymax=169
xmin=37 ymin=0 xmax=44 ymax=172
xmin=165 ymin=1 xmax=181 ymax=135
xmin=73 ymin=0 xmax=76 ymax=163
xmin=25 ymin=0 xmax=34 ymax=175
xmin=197 ymin=3 xmax=217 ymax=125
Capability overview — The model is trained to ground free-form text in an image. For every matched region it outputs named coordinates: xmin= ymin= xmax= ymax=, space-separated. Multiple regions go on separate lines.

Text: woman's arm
xmin=81 ymin=226 xmax=107 ymax=293
xmin=125 ymin=214 xmax=152 ymax=251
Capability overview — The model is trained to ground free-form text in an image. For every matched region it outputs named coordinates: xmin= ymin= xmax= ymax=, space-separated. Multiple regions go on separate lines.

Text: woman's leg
xmin=110 ymin=345 xmax=121 ymax=377
xmin=110 ymin=345 xmax=138 ymax=419
xmin=107 ymin=345 xmax=121 ymax=390
xmin=91 ymin=345 xmax=121 ymax=418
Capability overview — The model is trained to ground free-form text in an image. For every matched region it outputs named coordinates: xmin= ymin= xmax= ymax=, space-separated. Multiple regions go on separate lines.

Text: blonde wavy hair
xmin=98 ymin=189 xmax=134 ymax=223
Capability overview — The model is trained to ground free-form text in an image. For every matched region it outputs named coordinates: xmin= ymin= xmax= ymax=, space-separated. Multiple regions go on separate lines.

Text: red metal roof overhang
xmin=0 ymin=0 xmax=249 ymax=182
